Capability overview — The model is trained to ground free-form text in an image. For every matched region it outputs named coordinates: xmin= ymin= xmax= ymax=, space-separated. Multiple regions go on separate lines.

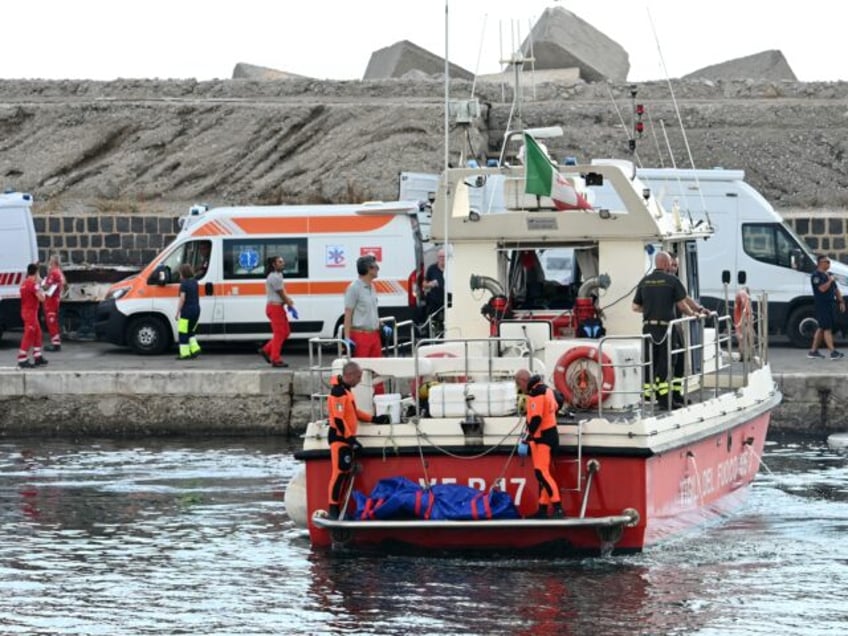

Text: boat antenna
xmin=604 ymin=83 xmax=645 ymax=168
xmin=645 ymin=106 xmax=665 ymax=167
xmin=469 ymin=13 xmax=488 ymax=99
xmin=442 ymin=0 xmax=451 ymax=311
xmin=647 ymin=7 xmax=708 ymax=227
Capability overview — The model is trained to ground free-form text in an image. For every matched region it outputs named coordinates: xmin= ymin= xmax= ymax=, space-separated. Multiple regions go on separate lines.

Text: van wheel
xmin=786 ymin=305 xmax=817 ymax=348
xmin=128 ymin=316 xmax=170 ymax=355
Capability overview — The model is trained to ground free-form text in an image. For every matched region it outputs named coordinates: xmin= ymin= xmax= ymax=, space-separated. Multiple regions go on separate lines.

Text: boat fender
xmin=553 ymin=346 xmax=615 ymax=408
xmin=733 ymin=288 xmax=752 ymax=335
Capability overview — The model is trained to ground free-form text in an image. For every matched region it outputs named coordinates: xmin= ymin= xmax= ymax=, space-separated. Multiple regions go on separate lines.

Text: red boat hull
xmin=300 ymin=411 xmax=770 ymax=554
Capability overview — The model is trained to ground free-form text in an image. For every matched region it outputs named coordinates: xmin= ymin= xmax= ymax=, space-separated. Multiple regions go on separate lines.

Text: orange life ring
xmin=410 ymin=351 xmax=468 ymax=396
xmin=733 ymin=289 xmax=752 ymax=335
xmin=553 ymin=346 xmax=615 ymax=409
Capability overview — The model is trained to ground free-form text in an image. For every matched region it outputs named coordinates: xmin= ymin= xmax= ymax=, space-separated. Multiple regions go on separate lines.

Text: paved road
xmin=0 ymin=335 xmax=830 ymax=375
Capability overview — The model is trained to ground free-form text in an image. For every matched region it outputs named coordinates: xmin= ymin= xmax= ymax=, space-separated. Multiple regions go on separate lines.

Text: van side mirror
xmin=737 ymin=271 xmax=747 ymax=285
xmin=721 ymin=270 xmax=731 ymax=285
xmin=149 ymin=265 xmax=171 ymax=286
xmin=790 ymin=248 xmax=802 ymax=270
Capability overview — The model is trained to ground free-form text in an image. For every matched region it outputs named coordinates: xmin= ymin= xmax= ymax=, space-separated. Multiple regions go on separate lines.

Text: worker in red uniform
xmin=17 ymin=263 xmax=48 ymax=369
xmin=42 ymin=254 xmax=66 ymax=352
xmin=326 ymin=361 xmax=391 ymax=519
xmin=515 ymin=368 xmax=564 ymax=519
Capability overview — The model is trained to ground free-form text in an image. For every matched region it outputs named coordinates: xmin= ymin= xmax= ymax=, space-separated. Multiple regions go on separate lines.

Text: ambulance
xmin=0 ymin=191 xmax=38 ymax=341
xmin=95 ymin=201 xmax=427 ymax=354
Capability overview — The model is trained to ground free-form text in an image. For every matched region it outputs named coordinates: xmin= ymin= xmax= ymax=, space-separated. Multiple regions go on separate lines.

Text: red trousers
xmin=262 ymin=303 xmax=290 ymax=363
xmin=18 ymin=311 xmax=43 ymax=361
xmin=44 ymin=297 xmax=61 ymax=345
xmin=350 ymin=330 xmax=384 ymax=395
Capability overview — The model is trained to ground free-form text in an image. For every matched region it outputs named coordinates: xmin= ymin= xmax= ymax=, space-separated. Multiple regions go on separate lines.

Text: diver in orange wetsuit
xmin=326 ymin=361 xmax=390 ymax=519
xmin=515 ymin=368 xmax=564 ymax=519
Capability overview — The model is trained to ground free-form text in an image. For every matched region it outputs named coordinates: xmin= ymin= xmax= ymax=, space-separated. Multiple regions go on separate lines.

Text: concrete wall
xmin=0 ymin=368 xmax=841 ymax=437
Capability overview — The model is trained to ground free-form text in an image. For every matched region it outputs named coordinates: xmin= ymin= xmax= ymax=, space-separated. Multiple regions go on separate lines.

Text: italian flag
xmin=523 ymin=133 xmax=592 ymax=211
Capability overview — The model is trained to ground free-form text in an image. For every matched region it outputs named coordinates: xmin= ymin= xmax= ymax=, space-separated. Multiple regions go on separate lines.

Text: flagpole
xmin=442 ymin=0 xmax=450 ymax=333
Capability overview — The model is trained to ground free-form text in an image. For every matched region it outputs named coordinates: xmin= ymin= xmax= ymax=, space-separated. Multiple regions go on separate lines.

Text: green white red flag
xmin=523 ymin=133 xmax=591 ymax=211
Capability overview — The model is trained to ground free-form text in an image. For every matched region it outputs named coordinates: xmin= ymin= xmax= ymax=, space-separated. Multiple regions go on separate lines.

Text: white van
xmin=95 ymin=201 xmax=426 ymax=354
xmin=0 ymin=191 xmax=38 ymax=340
xmin=628 ymin=167 xmax=848 ymax=347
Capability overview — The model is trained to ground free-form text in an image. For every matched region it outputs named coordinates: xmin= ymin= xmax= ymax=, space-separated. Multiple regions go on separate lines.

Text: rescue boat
xmin=286 ymin=129 xmax=781 ymax=556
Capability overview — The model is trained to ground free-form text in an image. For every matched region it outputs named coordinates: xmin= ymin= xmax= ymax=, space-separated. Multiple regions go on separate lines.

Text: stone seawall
xmin=29 ymin=206 xmax=848 ymax=270
xmin=0 ymin=369 xmax=841 ymax=437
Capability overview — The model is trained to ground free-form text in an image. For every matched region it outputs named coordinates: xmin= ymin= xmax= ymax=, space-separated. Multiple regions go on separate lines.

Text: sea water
xmin=0 ymin=433 xmax=846 ymax=635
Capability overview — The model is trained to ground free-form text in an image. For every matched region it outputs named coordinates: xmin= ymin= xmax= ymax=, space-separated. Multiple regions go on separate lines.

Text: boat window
xmin=507 ymin=249 xmax=576 ymax=310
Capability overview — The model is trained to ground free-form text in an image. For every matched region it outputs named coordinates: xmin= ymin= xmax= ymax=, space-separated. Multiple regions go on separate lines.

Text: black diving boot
xmin=532 ymin=505 xmax=549 ymax=519
xmin=551 ymin=503 xmax=565 ymax=519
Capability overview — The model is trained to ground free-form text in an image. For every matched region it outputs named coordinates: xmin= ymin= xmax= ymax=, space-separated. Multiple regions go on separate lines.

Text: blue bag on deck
xmin=352 ymin=476 xmax=520 ymax=521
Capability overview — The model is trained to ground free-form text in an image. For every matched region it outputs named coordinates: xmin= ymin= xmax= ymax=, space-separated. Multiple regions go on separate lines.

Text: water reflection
xmin=0 ymin=433 xmax=846 ymax=634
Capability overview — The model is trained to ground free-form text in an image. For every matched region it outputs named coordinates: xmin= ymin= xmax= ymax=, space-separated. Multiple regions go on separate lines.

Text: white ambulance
xmin=95 ymin=201 xmax=427 ymax=354
xmin=0 ymin=191 xmax=38 ymax=341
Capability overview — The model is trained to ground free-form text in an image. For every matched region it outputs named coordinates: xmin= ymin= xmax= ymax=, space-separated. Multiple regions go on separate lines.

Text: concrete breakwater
xmin=0 ymin=367 xmax=842 ymax=437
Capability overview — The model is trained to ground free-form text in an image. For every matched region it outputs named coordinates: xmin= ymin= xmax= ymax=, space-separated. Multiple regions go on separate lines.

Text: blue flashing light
xmin=3 ymin=187 xmax=13 ymax=194
xmin=23 ymin=193 xmax=32 ymax=201
xmin=563 ymin=156 xmax=578 ymax=166
xmin=486 ymin=159 xmax=499 ymax=167
xmin=467 ymin=159 xmax=479 ymax=168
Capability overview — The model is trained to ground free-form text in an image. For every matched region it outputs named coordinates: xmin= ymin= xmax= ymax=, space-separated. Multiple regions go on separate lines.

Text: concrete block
xmin=520 ymin=7 xmax=629 ymax=82
xmin=683 ymin=50 xmax=797 ymax=81
xmin=232 ymin=63 xmax=306 ymax=80
xmin=0 ymin=371 xmax=25 ymax=395
xmin=476 ymin=67 xmax=581 ymax=86
xmin=363 ymin=40 xmax=474 ymax=81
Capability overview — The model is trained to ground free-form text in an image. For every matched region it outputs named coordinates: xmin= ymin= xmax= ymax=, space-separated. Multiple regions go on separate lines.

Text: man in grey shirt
xmin=343 ymin=254 xmax=382 ymax=359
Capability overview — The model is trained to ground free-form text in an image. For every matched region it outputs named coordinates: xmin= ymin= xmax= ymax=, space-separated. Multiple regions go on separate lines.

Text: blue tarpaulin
xmin=352 ymin=476 xmax=520 ymax=521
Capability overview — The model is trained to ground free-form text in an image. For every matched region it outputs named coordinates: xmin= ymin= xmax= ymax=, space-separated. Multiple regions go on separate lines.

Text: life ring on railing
xmin=553 ymin=346 xmax=615 ymax=409
xmin=410 ymin=351 xmax=468 ymax=397
xmin=733 ymin=289 xmax=752 ymax=336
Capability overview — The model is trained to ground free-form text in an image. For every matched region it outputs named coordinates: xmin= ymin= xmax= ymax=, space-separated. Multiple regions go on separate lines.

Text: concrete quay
xmin=0 ymin=339 xmax=844 ymax=437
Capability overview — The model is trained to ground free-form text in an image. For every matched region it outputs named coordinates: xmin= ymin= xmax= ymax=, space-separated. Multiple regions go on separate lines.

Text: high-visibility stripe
xmin=123 ymin=279 xmax=410 ymax=299
xmin=0 ymin=272 xmax=23 ymax=286
xmin=189 ymin=215 xmax=396 ymax=237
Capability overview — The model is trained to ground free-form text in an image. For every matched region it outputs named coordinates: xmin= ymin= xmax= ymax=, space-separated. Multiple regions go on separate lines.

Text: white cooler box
xmin=428 ymin=382 xmax=517 ymax=418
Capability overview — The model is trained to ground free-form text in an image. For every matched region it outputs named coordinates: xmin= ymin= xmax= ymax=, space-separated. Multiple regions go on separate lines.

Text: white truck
xmin=0 ymin=191 xmax=38 ymax=340
xmin=399 ymin=167 xmax=845 ymax=347
xmin=0 ymin=190 xmax=136 ymax=343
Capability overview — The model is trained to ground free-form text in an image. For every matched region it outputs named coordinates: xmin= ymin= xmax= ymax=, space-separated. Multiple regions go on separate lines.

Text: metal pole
xmin=443 ymin=0 xmax=450 ymax=330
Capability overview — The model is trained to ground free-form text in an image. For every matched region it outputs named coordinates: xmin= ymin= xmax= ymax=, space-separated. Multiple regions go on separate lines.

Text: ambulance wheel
xmin=128 ymin=316 xmax=170 ymax=355
xmin=785 ymin=305 xmax=817 ymax=349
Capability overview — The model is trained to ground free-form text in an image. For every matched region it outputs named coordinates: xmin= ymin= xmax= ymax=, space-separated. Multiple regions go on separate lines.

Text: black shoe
xmin=190 ymin=351 xmax=200 ymax=359
xmin=17 ymin=360 xmax=34 ymax=369
xmin=531 ymin=506 xmax=549 ymax=519
xmin=33 ymin=357 xmax=48 ymax=366
xmin=328 ymin=504 xmax=340 ymax=520
xmin=551 ymin=504 xmax=565 ymax=519
xmin=258 ymin=348 xmax=271 ymax=364
xmin=271 ymin=361 xmax=289 ymax=368
xmin=44 ymin=344 xmax=61 ymax=352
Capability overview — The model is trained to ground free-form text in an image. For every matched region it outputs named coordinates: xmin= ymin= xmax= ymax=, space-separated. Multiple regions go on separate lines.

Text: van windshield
xmin=741 ymin=223 xmax=813 ymax=271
